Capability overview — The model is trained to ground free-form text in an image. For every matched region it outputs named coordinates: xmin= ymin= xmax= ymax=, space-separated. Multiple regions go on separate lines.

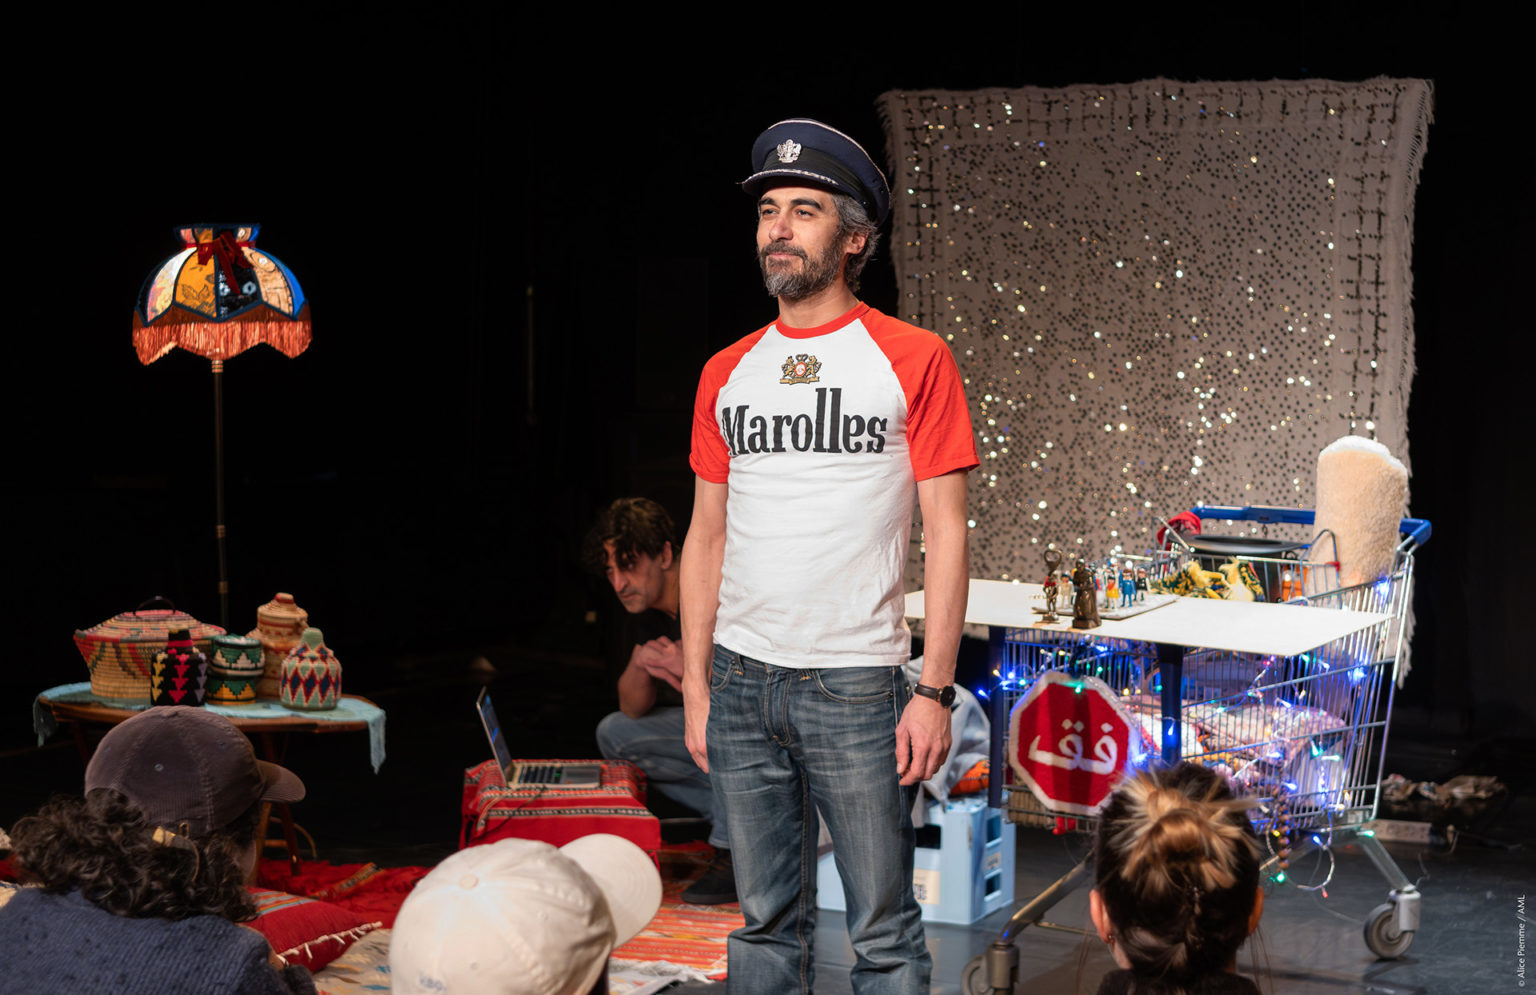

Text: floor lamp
xmin=132 ymin=224 xmax=312 ymax=629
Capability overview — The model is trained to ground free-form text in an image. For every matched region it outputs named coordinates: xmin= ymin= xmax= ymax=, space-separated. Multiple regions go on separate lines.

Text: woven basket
xmin=73 ymin=599 xmax=226 ymax=704
xmin=249 ymin=592 xmax=308 ymax=699
xmin=207 ymin=676 xmax=259 ymax=704
xmin=210 ymin=634 xmax=264 ymax=678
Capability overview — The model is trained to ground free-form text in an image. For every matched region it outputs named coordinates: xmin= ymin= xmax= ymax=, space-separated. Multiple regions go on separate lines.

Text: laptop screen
xmin=476 ymin=687 xmax=513 ymax=780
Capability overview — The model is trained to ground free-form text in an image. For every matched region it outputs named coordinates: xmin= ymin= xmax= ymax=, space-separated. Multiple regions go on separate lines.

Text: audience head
xmin=390 ymin=833 xmax=662 ymax=995
xmin=1090 ymin=763 xmax=1264 ymax=991
xmin=11 ymin=706 xmax=305 ymax=921
xmin=582 ymin=497 xmax=680 ymax=615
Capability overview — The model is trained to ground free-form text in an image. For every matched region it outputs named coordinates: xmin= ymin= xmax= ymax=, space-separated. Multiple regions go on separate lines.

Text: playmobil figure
xmin=1041 ymin=549 xmax=1064 ymax=621
xmin=1135 ymin=568 xmax=1149 ymax=603
xmin=1072 ymin=559 xmax=1102 ymax=630
xmin=1118 ymin=567 xmax=1135 ymax=608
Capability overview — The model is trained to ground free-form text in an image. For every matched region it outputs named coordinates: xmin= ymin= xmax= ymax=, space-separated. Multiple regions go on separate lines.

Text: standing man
xmin=584 ymin=497 xmax=736 ymax=904
xmin=681 ymin=120 xmax=976 ymax=993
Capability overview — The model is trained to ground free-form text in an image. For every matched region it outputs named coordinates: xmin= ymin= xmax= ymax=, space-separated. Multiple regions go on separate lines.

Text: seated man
xmin=584 ymin=497 xmax=735 ymax=904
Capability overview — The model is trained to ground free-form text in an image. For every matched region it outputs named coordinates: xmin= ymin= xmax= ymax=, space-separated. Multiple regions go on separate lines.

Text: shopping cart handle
xmin=1190 ymin=505 xmax=1316 ymax=526
xmin=1189 ymin=505 xmax=1432 ymax=546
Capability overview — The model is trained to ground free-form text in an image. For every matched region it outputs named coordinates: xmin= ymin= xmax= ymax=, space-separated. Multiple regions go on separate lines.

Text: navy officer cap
xmin=742 ymin=119 xmax=891 ymax=227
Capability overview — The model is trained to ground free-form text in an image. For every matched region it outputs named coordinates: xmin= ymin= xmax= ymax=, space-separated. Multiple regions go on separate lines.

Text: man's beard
xmin=757 ymin=237 xmax=844 ymax=301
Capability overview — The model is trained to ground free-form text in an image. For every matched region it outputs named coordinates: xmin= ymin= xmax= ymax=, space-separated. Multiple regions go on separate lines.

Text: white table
xmin=906 ymin=580 xmax=1392 ymax=782
xmin=907 ymin=580 xmax=1390 ymax=658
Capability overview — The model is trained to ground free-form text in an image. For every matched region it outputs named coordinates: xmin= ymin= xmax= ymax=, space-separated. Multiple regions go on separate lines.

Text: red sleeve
xmin=867 ymin=312 xmax=978 ymax=481
xmin=689 ymin=330 xmax=767 ymax=483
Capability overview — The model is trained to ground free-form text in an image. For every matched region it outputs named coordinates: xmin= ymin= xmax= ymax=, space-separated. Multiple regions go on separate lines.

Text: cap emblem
xmin=775 ymin=140 xmax=802 ymax=164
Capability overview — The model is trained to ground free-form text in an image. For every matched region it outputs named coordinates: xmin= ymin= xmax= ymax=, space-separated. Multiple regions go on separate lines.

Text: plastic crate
xmin=818 ymin=798 xmax=1015 ymax=925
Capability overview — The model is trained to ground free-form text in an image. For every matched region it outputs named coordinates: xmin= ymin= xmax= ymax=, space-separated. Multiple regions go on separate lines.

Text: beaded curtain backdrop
xmin=879 ymin=78 xmax=1431 ymax=585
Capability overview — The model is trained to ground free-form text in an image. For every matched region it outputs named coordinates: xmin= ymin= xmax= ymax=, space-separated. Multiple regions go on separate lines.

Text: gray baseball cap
xmin=85 ymin=706 xmax=305 ymax=838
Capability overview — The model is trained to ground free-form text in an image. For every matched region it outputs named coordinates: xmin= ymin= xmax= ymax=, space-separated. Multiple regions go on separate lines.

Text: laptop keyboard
xmin=517 ymin=763 xmax=564 ymax=784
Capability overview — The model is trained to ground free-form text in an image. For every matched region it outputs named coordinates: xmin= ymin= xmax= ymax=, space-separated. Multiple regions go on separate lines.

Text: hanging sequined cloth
xmin=879 ymin=78 xmax=1431 ymax=581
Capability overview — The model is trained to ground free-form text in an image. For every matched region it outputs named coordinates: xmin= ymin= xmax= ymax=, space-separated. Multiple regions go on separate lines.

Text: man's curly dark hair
xmin=10 ymin=789 xmax=260 ymax=922
xmin=582 ymin=497 xmax=680 ymax=574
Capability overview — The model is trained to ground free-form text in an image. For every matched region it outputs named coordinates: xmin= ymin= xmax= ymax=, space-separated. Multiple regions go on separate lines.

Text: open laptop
xmin=476 ymin=687 xmax=603 ymax=788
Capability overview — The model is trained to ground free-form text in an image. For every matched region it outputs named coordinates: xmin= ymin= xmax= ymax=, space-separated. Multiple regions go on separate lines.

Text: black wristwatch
xmin=913 ymin=682 xmax=956 ymax=708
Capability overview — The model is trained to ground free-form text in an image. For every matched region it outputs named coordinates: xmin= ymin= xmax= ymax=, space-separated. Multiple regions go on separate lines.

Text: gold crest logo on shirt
xmin=780 ymin=354 xmax=821 ymax=384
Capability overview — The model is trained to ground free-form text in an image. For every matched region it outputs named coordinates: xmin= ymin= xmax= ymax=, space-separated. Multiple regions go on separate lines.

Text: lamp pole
xmin=212 ymin=358 xmax=229 ymax=630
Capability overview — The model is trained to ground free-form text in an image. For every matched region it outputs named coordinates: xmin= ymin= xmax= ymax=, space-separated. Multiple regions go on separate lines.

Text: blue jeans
xmin=707 ymin=646 xmax=930 ymax=995
xmin=596 ymin=706 xmax=730 ymax=850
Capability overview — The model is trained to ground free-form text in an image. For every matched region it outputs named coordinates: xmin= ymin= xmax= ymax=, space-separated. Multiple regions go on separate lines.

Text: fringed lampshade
xmin=133 ymin=224 xmax=311 ymax=365
xmin=131 ymin=223 xmax=311 ymax=629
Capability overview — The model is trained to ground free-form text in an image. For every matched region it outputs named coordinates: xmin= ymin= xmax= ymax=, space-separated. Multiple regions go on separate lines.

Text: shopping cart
xmin=962 ymin=506 xmax=1430 ymax=995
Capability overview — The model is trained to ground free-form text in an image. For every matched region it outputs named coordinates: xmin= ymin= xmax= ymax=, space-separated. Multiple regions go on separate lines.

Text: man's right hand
xmin=684 ymin=691 xmax=710 ymax=773
xmin=680 ymin=476 xmax=727 ymax=777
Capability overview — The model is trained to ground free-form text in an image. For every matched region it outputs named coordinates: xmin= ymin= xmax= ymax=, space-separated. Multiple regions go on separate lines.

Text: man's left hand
xmin=637 ymin=636 xmax=685 ymax=691
xmin=894 ymin=693 xmax=952 ymax=786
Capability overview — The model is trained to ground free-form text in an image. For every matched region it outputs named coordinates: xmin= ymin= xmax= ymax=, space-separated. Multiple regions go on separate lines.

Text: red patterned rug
xmin=612 ymin=841 xmax=741 ymax=980
xmin=255 ymin=843 xmax=739 ymax=982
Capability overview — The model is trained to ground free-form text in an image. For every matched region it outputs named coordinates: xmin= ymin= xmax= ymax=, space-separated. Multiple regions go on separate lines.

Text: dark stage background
xmin=7 ymin=12 xmax=1528 ymax=798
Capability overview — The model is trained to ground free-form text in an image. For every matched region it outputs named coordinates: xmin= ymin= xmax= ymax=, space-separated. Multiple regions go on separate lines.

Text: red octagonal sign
xmin=1007 ymin=671 xmax=1136 ymax=816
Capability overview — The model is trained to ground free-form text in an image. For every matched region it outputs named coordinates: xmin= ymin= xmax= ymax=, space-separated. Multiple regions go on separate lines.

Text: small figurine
xmin=1119 ymin=566 xmax=1135 ymax=608
xmin=1104 ymin=566 xmax=1120 ymax=610
xmin=1039 ymin=549 xmax=1064 ymax=621
xmin=1072 ymin=559 xmax=1101 ymax=630
xmin=1135 ymin=567 xmax=1149 ymax=602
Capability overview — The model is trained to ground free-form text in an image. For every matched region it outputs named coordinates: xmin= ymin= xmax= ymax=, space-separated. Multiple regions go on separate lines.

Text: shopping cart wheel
xmin=962 ymin=953 xmax=1019 ymax=994
xmin=962 ymin=955 xmax=990 ymax=995
xmin=1363 ymin=901 xmax=1415 ymax=959
xmin=965 ymin=939 xmax=1024 ymax=993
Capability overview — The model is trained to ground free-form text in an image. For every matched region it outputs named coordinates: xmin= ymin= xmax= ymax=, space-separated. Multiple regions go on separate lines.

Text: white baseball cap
xmin=390 ymin=834 xmax=661 ymax=995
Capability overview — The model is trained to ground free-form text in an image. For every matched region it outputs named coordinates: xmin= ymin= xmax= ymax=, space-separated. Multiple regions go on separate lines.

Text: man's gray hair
xmin=831 ymin=192 xmax=882 ymax=295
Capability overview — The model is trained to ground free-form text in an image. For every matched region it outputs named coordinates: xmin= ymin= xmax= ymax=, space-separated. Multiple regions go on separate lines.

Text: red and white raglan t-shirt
xmin=690 ymin=302 xmax=978 ymax=670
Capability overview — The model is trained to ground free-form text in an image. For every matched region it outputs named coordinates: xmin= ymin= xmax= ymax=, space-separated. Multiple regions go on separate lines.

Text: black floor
xmin=800 ymin=795 xmax=1536 ymax=994
xmin=8 ymin=645 xmax=1534 ymax=994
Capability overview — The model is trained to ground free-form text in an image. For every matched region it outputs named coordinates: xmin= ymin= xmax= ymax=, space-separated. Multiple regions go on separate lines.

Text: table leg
xmin=252 ymin=803 xmax=272 ymax=885
xmin=1155 ymin=642 xmax=1185 ymax=765
xmin=988 ymin=625 xmax=1007 ymax=809
xmin=67 ymin=720 xmax=91 ymax=766
xmin=256 ymin=731 xmax=303 ymax=873
xmin=274 ymin=803 xmax=301 ymax=875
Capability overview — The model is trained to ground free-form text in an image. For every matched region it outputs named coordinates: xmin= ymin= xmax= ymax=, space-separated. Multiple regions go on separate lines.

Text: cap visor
xmin=258 ymin=760 xmax=306 ymax=804
xmin=561 ymin=834 xmax=662 ymax=946
xmin=741 ymin=167 xmax=842 ymax=196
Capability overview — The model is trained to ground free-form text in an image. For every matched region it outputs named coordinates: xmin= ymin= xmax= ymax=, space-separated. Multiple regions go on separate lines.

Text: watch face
xmin=938 ymin=685 xmax=956 ymax=707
